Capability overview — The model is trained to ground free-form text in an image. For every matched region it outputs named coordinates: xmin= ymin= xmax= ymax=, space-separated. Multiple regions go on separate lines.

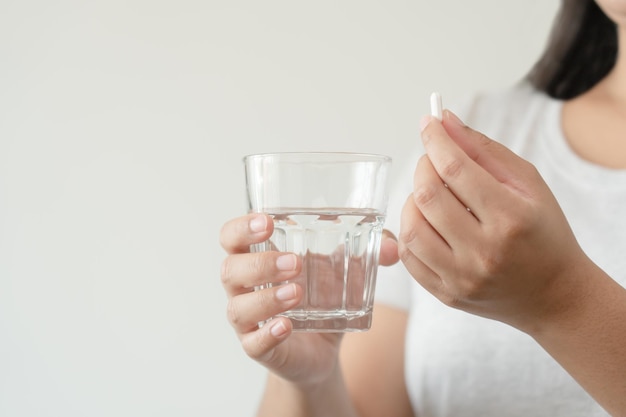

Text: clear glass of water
xmin=243 ymin=152 xmax=391 ymax=332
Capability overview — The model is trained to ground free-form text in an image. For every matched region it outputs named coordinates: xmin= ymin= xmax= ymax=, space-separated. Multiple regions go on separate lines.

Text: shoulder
xmin=449 ymin=82 xmax=558 ymax=150
xmin=450 ymin=82 xmax=550 ymax=126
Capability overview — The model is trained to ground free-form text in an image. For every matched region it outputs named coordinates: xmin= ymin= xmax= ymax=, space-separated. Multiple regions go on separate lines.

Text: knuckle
xmin=462 ymin=125 xmax=493 ymax=149
xmin=525 ymin=163 xmax=544 ymax=185
xmin=502 ymin=218 xmax=527 ymax=241
xmin=397 ymin=240 xmax=413 ymax=264
xmin=479 ymin=212 xmax=534 ymax=275
xmin=398 ymin=224 xmax=417 ymax=245
xmin=433 ymin=273 xmax=467 ymax=308
xmin=471 ymin=241 xmax=505 ymax=277
xmin=240 ymin=332 xmax=266 ymax=361
xmin=225 ymin=298 xmax=243 ymax=327
xmin=416 ymin=153 xmax=430 ymax=170
xmin=218 ymin=222 xmax=231 ymax=251
xmin=440 ymin=157 xmax=464 ymax=180
xmin=397 ymin=229 xmax=429 ymax=267
xmin=528 ymin=163 xmax=541 ymax=178
xmin=258 ymin=286 xmax=279 ymax=309
xmin=220 ymin=257 xmax=233 ymax=286
xmin=449 ymin=274 xmax=486 ymax=304
xmin=478 ymin=252 xmax=504 ymax=276
xmin=251 ymin=252 xmax=273 ymax=275
xmin=243 ymin=334 xmax=277 ymax=364
xmin=398 ymin=225 xmax=418 ymax=257
xmin=221 ymin=216 xmax=247 ymax=246
xmin=499 ymin=210 xmax=532 ymax=241
xmin=473 ymin=129 xmax=493 ymax=147
xmin=421 ymin=128 xmax=435 ymax=145
xmin=438 ymin=290 xmax=462 ymax=309
xmin=413 ymin=183 xmax=438 ymax=208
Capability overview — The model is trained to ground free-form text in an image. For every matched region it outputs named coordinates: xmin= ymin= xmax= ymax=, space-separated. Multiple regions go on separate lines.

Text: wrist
xmin=522 ymin=252 xmax=600 ymax=338
xmin=521 ymin=257 xmax=626 ymax=415
xmin=258 ymin=366 xmax=359 ymax=417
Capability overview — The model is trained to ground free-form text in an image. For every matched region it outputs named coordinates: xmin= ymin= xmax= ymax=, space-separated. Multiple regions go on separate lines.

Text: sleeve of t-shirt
xmin=373 ymin=92 xmax=481 ymax=311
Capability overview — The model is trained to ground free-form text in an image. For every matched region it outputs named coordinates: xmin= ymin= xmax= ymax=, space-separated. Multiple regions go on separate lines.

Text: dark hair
xmin=526 ymin=0 xmax=618 ymax=99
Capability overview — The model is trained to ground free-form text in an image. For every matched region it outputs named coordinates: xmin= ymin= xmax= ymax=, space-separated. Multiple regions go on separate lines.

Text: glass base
xmin=280 ymin=310 xmax=373 ymax=333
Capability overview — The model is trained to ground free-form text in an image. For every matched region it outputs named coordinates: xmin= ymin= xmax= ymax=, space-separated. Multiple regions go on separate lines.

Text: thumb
xmin=442 ymin=109 xmax=528 ymax=187
xmin=379 ymin=229 xmax=400 ymax=266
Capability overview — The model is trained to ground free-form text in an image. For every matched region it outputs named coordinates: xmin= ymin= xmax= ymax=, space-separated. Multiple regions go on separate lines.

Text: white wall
xmin=0 ymin=1 xmax=558 ymax=416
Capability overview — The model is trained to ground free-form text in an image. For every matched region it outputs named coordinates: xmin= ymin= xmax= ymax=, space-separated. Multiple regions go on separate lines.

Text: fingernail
xmin=270 ymin=320 xmax=288 ymax=337
xmin=249 ymin=215 xmax=267 ymax=233
xmin=444 ymin=110 xmax=465 ymax=126
xmin=419 ymin=115 xmax=432 ymax=132
xmin=276 ymin=254 xmax=297 ymax=271
xmin=275 ymin=283 xmax=296 ymax=301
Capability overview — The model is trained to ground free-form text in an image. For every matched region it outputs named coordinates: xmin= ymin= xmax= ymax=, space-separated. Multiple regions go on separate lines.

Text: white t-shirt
xmin=375 ymin=83 xmax=626 ymax=417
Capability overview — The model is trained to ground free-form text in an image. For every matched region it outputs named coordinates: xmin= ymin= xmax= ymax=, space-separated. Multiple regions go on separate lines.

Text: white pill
xmin=430 ymin=92 xmax=443 ymax=120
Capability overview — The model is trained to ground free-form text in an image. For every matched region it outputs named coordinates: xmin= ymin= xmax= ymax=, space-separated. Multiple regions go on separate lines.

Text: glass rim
xmin=243 ymin=151 xmax=392 ymax=164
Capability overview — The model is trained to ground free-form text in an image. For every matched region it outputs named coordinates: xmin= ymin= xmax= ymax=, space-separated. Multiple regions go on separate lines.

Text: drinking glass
xmin=244 ymin=152 xmax=391 ymax=332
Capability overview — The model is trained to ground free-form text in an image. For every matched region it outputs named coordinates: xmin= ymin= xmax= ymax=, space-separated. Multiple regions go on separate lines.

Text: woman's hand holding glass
xmin=219 ymin=213 xmax=399 ymax=387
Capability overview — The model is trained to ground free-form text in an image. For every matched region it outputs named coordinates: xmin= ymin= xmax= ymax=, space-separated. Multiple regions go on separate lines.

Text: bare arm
xmin=529 ymin=261 xmax=626 ymax=416
xmin=399 ymin=110 xmax=626 ymax=415
xmin=341 ymin=304 xmax=413 ymax=417
xmin=256 ymin=304 xmax=413 ymax=417
xmin=257 ymin=368 xmax=359 ymax=417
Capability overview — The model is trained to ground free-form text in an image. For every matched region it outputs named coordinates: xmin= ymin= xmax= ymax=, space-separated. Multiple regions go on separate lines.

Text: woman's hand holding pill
xmin=398 ymin=105 xmax=598 ymax=334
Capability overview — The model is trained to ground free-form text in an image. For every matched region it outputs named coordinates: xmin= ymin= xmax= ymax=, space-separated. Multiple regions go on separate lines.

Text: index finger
xmin=420 ymin=116 xmax=501 ymax=219
xmin=219 ymin=213 xmax=274 ymax=254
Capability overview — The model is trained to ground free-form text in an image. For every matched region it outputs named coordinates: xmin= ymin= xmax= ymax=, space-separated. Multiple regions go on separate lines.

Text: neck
xmin=597 ymin=26 xmax=626 ymax=103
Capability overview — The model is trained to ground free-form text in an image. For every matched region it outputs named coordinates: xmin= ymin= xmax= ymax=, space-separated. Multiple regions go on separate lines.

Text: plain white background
xmin=0 ymin=1 xmax=559 ymax=416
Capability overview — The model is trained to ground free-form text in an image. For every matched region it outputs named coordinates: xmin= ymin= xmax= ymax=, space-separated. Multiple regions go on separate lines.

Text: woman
xmin=219 ymin=0 xmax=626 ymax=415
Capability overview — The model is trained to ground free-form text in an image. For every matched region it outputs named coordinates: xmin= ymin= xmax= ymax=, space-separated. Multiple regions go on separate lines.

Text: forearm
xmin=256 ymin=367 xmax=360 ymax=417
xmin=529 ymin=261 xmax=626 ymax=416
